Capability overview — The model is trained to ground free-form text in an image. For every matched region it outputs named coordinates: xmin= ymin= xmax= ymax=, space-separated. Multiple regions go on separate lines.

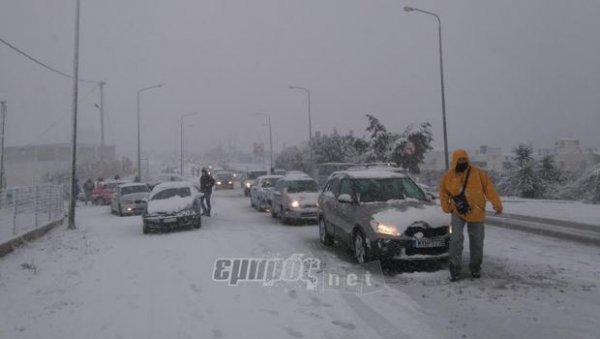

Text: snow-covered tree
xmin=558 ymin=164 xmax=600 ymax=203
xmin=499 ymin=144 xmax=544 ymax=198
xmin=275 ymin=146 xmax=311 ymax=173
xmin=364 ymin=114 xmax=397 ymax=162
xmin=391 ymin=122 xmax=433 ymax=174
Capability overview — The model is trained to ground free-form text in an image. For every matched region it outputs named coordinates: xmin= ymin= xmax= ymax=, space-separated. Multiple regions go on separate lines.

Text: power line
xmin=0 ymin=36 xmax=99 ymax=84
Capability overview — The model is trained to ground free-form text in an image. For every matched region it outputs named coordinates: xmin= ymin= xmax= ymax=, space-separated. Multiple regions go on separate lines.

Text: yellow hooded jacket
xmin=439 ymin=149 xmax=503 ymax=222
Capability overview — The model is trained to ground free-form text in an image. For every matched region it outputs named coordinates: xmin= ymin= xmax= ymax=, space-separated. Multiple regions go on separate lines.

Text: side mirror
xmin=338 ymin=194 xmax=353 ymax=204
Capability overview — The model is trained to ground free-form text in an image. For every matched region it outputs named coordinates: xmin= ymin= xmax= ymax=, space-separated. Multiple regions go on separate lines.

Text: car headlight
xmin=228 ymin=181 xmax=233 ymax=184
xmin=217 ymin=181 xmax=222 ymax=185
xmin=245 ymin=182 xmax=251 ymax=188
xmin=370 ymin=221 xmax=400 ymax=236
xmin=448 ymin=224 xmax=452 ymax=234
xmin=290 ymin=200 xmax=300 ymax=208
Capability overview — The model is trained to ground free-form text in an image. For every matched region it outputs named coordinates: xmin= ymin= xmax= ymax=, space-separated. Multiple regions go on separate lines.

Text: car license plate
xmin=161 ymin=217 xmax=177 ymax=223
xmin=412 ymin=238 xmax=445 ymax=248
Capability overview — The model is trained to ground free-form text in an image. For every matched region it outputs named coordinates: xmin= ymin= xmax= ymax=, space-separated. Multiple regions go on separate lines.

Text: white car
xmin=142 ymin=182 xmax=202 ymax=234
xmin=271 ymin=174 xmax=320 ymax=224
xmin=111 ymin=183 xmax=150 ymax=216
xmin=250 ymin=175 xmax=283 ymax=211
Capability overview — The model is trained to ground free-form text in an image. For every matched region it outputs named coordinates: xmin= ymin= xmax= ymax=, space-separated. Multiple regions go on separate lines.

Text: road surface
xmin=0 ymin=189 xmax=598 ymax=339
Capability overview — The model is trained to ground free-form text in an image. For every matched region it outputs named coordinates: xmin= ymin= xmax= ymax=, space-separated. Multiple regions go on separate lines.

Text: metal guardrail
xmin=0 ymin=184 xmax=65 ymax=243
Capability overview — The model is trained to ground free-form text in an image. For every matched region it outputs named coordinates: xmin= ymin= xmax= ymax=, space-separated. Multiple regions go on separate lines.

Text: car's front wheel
xmin=353 ymin=230 xmax=370 ymax=264
xmin=143 ymin=221 xmax=149 ymax=234
xmin=319 ymin=216 xmax=334 ymax=246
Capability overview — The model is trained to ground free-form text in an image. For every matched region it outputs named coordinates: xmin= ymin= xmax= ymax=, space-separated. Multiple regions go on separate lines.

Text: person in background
xmin=83 ymin=178 xmax=94 ymax=205
xmin=439 ymin=149 xmax=503 ymax=282
xmin=200 ymin=168 xmax=215 ymax=216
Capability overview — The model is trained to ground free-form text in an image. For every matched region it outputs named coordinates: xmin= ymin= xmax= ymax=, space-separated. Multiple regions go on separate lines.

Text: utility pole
xmin=99 ymin=81 xmax=105 ymax=148
xmin=0 ymin=101 xmax=6 ymax=191
xmin=68 ymin=0 xmax=81 ymax=230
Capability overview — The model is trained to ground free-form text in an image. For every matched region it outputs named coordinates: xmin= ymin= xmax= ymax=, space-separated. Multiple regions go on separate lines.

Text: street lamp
xmin=288 ymin=85 xmax=312 ymax=142
xmin=256 ymin=113 xmax=273 ymax=173
xmin=136 ymin=83 xmax=164 ymax=182
xmin=404 ymin=6 xmax=449 ymax=170
xmin=180 ymin=113 xmax=198 ymax=176
xmin=93 ymin=81 xmax=106 ymax=148
xmin=68 ymin=0 xmax=82 ymax=230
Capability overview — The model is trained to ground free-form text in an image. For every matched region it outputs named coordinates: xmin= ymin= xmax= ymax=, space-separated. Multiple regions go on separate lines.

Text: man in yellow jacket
xmin=439 ymin=149 xmax=503 ymax=281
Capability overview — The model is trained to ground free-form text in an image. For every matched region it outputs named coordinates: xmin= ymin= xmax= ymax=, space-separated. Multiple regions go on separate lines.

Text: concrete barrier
xmin=0 ymin=218 xmax=64 ymax=258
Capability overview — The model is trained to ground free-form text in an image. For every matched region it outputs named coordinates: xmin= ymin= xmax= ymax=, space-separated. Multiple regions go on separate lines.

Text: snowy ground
xmin=493 ymin=197 xmax=600 ymax=226
xmin=0 ymin=189 xmax=599 ymax=339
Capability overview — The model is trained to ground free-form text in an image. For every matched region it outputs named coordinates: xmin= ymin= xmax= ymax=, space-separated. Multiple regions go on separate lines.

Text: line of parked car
xmin=247 ymin=166 xmax=451 ymax=264
xmin=91 ymin=175 xmax=204 ymax=235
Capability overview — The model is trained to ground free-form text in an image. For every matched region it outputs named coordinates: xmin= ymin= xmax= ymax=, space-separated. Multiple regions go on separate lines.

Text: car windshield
xmin=151 ymin=187 xmax=191 ymax=200
xmin=216 ymin=173 xmax=233 ymax=181
xmin=353 ymin=177 xmax=426 ymax=202
xmin=121 ymin=185 xmax=149 ymax=195
xmin=248 ymin=171 xmax=268 ymax=180
xmin=260 ymin=178 xmax=279 ymax=188
xmin=103 ymin=182 xmax=124 ymax=190
xmin=286 ymin=180 xmax=319 ymax=193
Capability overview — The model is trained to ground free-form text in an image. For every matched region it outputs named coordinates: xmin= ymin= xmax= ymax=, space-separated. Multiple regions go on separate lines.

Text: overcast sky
xmin=1 ymin=0 xmax=599 ymax=159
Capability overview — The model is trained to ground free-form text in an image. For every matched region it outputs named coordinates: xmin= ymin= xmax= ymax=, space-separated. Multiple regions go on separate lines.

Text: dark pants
xmin=201 ymin=191 xmax=212 ymax=215
xmin=449 ymin=213 xmax=485 ymax=275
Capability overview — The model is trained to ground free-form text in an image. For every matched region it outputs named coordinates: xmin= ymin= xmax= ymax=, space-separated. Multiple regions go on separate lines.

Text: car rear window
xmin=151 ymin=187 xmax=191 ymax=200
xmin=286 ymin=180 xmax=319 ymax=193
xmin=121 ymin=185 xmax=149 ymax=195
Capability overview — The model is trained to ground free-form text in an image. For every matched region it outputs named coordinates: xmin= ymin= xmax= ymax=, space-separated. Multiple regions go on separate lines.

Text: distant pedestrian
xmin=83 ymin=178 xmax=94 ymax=205
xmin=200 ymin=168 xmax=215 ymax=216
xmin=439 ymin=149 xmax=503 ymax=282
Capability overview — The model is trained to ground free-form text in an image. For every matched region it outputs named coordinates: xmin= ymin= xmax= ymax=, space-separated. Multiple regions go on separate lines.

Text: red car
xmin=91 ymin=180 xmax=127 ymax=205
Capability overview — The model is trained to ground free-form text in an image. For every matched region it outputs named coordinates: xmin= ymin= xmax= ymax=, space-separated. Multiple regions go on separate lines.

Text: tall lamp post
xmin=404 ymin=6 xmax=449 ymax=170
xmin=93 ymin=81 xmax=106 ymax=148
xmin=256 ymin=113 xmax=273 ymax=173
xmin=136 ymin=83 xmax=164 ymax=182
xmin=180 ymin=113 xmax=198 ymax=176
xmin=68 ymin=0 xmax=82 ymax=230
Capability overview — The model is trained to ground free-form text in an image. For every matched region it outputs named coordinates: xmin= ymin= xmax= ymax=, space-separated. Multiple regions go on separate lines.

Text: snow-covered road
xmin=1 ymin=189 xmax=598 ymax=339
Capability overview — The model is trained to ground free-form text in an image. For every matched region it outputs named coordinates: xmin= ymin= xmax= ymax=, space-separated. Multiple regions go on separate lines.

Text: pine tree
xmin=502 ymin=144 xmax=544 ymax=198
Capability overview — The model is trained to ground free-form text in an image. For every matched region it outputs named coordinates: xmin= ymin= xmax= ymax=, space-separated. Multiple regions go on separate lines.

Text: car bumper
xmin=283 ymin=208 xmax=319 ymax=220
xmin=121 ymin=203 xmax=146 ymax=215
xmin=215 ymin=183 xmax=235 ymax=189
xmin=143 ymin=213 xmax=200 ymax=230
xmin=369 ymin=236 xmax=450 ymax=260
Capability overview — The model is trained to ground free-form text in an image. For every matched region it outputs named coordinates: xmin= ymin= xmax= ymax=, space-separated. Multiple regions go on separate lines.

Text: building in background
xmin=4 ymin=144 xmax=116 ymax=187
xmin=552 ymin=139 xmax=600 ymax=174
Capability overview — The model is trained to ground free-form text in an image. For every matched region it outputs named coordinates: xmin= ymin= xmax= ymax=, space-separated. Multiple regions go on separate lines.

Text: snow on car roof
xmin=118 ymin=183 xmax=148 ymax=188
xmin=337 ymin=169 xmax=408 ymax=179
xmin=282 ymin=173 xmax=314 ymax=181
xmin=152 ymin=181 xmax=195 ymax=191
xmin=257 ymin=175 xmax=284 ymax=180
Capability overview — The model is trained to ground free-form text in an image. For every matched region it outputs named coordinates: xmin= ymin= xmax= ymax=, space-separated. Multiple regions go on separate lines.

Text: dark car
xmin=318 ymin=169 xmax=450 ymax=264
xmin=142 ymin=182 xmax=202 ymax=234
xmin=214 ymin=172 xmax=235 ymax=190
